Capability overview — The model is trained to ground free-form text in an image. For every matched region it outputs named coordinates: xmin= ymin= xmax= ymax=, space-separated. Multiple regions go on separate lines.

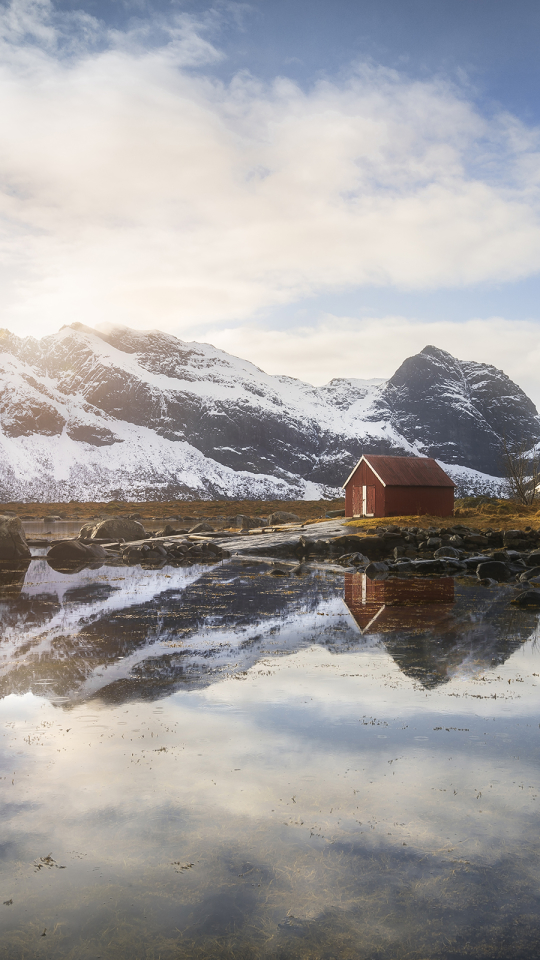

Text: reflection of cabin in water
xmin=344 ymin=572 xmax=455 ymax=635
xmin=344 ymin=454 xmax=455 ymax=518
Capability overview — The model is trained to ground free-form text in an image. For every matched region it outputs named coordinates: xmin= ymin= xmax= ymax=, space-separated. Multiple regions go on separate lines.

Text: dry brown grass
xmin=0 ymin=498 xmax=346 ymax=521
xmin=345 ymin=498 xmax=540 ymax=532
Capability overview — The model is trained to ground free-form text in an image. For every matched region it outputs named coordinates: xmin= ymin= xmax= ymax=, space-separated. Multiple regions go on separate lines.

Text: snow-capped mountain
xmin=0 ymin=322 xmax=537 ymax=501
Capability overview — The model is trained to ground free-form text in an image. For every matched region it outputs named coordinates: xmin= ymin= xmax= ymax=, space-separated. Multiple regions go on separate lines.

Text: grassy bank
xmin=346 ymin=497 xmax=540 ymax=532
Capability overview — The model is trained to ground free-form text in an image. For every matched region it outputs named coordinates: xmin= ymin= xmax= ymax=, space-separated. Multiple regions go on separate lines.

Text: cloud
xmin=206 ymin=315 xmax=540 ymax=407
xmin=0 ymin=1 xmax=540 ymax=335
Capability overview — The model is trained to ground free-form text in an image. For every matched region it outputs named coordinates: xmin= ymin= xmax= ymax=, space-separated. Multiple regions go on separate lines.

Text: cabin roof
xmin=344 ymin=455 xmax=455 ymax=488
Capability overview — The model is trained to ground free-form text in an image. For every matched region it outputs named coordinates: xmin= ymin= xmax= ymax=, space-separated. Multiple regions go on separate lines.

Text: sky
xmin=2 ymin=0 xmax=540 ymax=402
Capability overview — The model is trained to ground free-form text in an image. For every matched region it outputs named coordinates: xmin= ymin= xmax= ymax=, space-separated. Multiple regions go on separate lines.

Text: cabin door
xmin=352 ymin=486 xmax=362 ymax=517
xmin=365 ymin=485 xmax=376 ymax=517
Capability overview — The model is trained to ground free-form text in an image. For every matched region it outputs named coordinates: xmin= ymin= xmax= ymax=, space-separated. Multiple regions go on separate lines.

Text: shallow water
xmin=1 ymin=558 xmax=540 ymax=959
xmin=22 ymin=521 xmax=87 ymax=541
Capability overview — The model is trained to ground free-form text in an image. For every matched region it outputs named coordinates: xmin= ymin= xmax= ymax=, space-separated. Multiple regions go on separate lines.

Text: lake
xmin=1 ymin=557 xmax=540 ymax=959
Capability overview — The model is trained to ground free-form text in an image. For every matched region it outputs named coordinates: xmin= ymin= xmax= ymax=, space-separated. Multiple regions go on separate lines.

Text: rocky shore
xmin=2 ymin=507 xmax=540 ymax=610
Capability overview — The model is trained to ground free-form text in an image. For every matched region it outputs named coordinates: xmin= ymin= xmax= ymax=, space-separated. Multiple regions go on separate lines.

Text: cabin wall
xmin=383 ymin=485 xmax=454 ymax=517
xmin=344 ymin=460 xmax=386 ymax=517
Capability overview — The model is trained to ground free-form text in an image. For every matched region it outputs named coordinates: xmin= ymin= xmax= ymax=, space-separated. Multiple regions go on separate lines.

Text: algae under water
xmin=1 ymin=557 xmax=540 ymax=959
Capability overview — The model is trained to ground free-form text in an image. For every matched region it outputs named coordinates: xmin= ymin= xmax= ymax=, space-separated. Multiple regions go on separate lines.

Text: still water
xmin=1 ymin=557 xmax=540 ymax=959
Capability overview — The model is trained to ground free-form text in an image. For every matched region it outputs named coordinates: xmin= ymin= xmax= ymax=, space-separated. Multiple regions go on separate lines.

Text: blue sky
xmin=2 ymin=0 xmax=540 ymax=402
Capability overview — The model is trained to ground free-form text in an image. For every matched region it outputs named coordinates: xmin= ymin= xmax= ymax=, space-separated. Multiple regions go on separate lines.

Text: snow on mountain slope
xmin=0 ymin=323 xmax=538 ymax=501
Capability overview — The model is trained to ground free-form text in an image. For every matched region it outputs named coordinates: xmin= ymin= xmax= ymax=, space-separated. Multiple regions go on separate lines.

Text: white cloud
xmin=206 ymin=315 xmax=540 ymax=407
xmin=0 ymin=2 xmax=539 ymax=337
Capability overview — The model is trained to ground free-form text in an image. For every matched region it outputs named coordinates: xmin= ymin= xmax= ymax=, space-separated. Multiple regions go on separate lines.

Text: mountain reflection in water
xmin=0 ymin=560 xmax=538 ymax=703
xmin=0 ymin=558 xmax=358 ymax=703
xmin=344 ymin=571 xmax=538 ymax=687
xmin=2 ymin=559 xmax=540 ymax=960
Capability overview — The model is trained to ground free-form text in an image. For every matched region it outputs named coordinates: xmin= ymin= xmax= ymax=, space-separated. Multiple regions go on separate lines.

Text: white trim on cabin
xmin=343 ymin=454 xmax=387 ymax=489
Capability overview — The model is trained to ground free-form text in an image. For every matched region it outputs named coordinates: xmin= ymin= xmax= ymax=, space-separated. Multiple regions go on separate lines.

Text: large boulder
xmin=48 ymin=540 xmax=109 ymax=562
xmin=79 ymin=518 xmax=146 ymax=541
xmin=0 ymin=515 xmax=31 ymax=560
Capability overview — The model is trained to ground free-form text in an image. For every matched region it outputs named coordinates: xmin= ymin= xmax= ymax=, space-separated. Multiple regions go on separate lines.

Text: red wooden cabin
xmin=343 ymin=454 xmax=454 ymax=518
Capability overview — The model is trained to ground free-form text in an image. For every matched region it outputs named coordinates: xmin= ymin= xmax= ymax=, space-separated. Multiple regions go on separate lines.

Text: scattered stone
xmin=337 ymin=552 xmax=369 ymax=567
xmin=476 ymin=561 xmax=510 ymax=582
xmin=326 ymin=509 xmax=345 ymax=518
xmin=464 ymin=534 xmax=489 ymax=547
xmin=267 ymin=511 xmax=300 ymax=525
xmin=0 ymin=515 xmax=31 ymax=561
xmin=365 ymin=561 xmax=389 ymax=579
xmin=345 ymin=536 xmax=388 ymax=560
xmin=519 ymin=566 xmax=540 ymax=582
xmin=188 ymin=521 xmax=214 ymax=534
xmin=233 ymin=515 xmax=260 ymax=530
xmin=155 ymin=524 xmax=178 ymax=537
xmin=433 ymin=546 xmax=461 ymax=559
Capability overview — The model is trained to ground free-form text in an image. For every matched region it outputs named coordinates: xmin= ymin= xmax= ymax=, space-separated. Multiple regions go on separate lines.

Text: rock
xmin=43 ymin=515 xmax=63 ymax=522
xmin=268 ymin=511 xmax=300 ymax=525
xmin=511 ymin=590 xmax=540 ymax=607
xmin=433 ymin=546 xmax=461 ymax=559
xmin=365 ymin=561 xmax=389 ymax=580
xmin=326 ymin=509 xmax=345 ymax=518
xmin=503 ymin=530 xmax=523 ymax=542
xmin=464 ymin=534 xmax=489 ymax=547
xmin=411 ymin=559 xmax=447 ymax=574
xmin=47 ymin=540 xmax=108 ymax=561
xmin=142 ymin=545 xmax=168 ymax=561
xmin=476 ymin=561 xmax=510 ymax=582
xmin=80 ymin=518 xmax=146 ymax=541
xmin=527 ymin=551 xmax=540 ymax=566
xmin=463 ymin=555 xmax=492 ymax=568
xmin=0 ymin=515 xmax=31 ymax=560
xmin=122 ymin=545 xmax=145 ymax=563
xmin=337 ymin=552 xmax=368 ymax=566
xmin=233 ymin=515 xmax=260 ymax=530
xmin=346 ymin=536 xmax=388 ymax=560
xmin=478 ymin=577 xmax=498 ymax=587
xmin=188 ymin=521 xmax=214 ymax=534
xmin=519 ymin=566 xmax=540 ymax=582
xmin=426 ymin=537 xmax=442 ymax=548
xmin=155 ymin=524 xmax=178 ymax=537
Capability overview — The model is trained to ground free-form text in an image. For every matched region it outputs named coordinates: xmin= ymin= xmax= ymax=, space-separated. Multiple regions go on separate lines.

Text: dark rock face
xmin=381 ymin=345 xmax=540 ymax=475
xmin=0 ymin=325 xmax=538 ymax=500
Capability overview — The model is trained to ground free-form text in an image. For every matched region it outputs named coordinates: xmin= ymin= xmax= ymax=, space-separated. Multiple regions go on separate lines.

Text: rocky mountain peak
xmin=0 ymin=324 xmax=538 ymax=500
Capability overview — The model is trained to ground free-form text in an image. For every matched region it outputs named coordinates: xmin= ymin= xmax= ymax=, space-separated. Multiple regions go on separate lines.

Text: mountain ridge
xmin=0 ymin=323 xmax=537 ymax=501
